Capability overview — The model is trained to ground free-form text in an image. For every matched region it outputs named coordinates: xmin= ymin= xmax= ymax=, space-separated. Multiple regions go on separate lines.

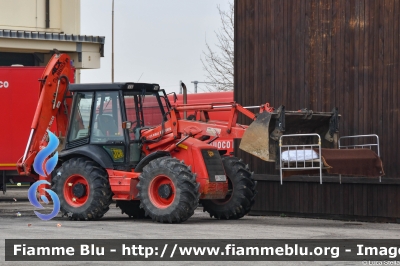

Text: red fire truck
xmin=0 ymin=66 xmax=74 ymax=193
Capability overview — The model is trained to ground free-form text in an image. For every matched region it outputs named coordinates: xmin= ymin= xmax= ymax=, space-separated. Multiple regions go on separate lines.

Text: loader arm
xmin=140 ymin=102 xmax=262 ymax=151
xmin=140 ymin=101 xmax=339 ymax=162
xmin=17 ymin=53 xmax=72 ymax=177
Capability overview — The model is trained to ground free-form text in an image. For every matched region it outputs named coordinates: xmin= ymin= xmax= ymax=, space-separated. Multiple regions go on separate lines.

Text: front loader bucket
xmin=239 ymin=111 xmax=274 ymax=161
xmin=239 ymin=106 xmax=340 ymax=162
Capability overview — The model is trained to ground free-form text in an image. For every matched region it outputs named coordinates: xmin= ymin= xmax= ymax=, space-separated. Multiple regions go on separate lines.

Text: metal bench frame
xmin=279 ymin=133 xmax=323 ymax=185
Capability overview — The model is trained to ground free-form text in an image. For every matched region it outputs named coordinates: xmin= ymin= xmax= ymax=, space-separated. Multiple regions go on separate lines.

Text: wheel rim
xmin=148 ymin=175 xmax=175 ymax=209
xmin=64 ymin=174 xmax=90 ymax=207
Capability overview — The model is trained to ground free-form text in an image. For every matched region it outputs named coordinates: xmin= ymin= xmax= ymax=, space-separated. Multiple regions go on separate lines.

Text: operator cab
xmin=65 ymin=83 xmax=171 ymax=170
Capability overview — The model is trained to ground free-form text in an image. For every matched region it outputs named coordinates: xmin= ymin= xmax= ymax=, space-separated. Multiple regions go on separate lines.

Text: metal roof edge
xmin=0 ymin=29 xmax=105 ymax=44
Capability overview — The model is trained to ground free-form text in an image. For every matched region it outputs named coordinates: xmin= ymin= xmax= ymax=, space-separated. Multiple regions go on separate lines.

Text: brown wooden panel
xmin=339 ymin=181 xmax=344 ymax=214
xmin=362 ymin=184 xmax=368 ymax=217
xmin=393 ymin=0 xmax=400 ymax=181
xmin=357 ymin=0 xmax=364 ymax=136
xmin=298 ymin=180 xmax=304 ymax=213
xmin=393 ymin=186 xmax=400 ymax=218
xmin=354 ymin=182 xmax=363 ymax=216
xmin=336 ymin=0 xmax=346 ymax=131
xmin=234 ymin=0 xmax=399 ymax=178
xmin=372 ymin=0 xmax=381 ymax=153
xmin=372 ymin=183 xmax=378 ymax=216
xmin=251 ymin=181 xmax=400 ymax=220
xmin=366 ymin=184 xmax=373 ymax=216
xmin=303 ymin=183 xmax=313 ymax=213
xmin=382 ymin=0 xmax=391 ymax=177
xmin=325 ymin=184 xmax=331 ymax=214
xmin=387 ymin=185 xmax=396 ymax=217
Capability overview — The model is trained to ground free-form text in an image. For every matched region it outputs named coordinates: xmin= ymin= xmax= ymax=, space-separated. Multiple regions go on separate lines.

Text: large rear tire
xmin=116 ymin=200 xmax=146 ymax=219
xmin=51 ymin=157 xmax=112 ymax=220
xmin=201 ymin=156 xmax=257 ymax=219
xmin=137 ymin=157 xmax=200 ymax=223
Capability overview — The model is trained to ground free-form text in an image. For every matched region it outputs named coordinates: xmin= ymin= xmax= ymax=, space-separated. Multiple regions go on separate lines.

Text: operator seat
xmin=97 ymin=115 xmax=118 ymax=136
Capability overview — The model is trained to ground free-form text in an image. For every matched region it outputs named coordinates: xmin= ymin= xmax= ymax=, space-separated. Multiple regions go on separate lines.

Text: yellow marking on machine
xmin=0 ymin=163 xmax=17 ymax=167
xmin=110 ymin=148 xmax=124 ymax=160
xmin=177 ymin=144 xmax=188 ymax=150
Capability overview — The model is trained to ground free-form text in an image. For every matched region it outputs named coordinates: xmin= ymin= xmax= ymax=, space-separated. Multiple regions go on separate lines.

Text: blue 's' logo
xmin=33 ymin=130 xmax=59 ymax=177
xmin=28 ymin=180 xmax=60 ymax=220
xmin=28 ymin=130 xmax=60 ymax=220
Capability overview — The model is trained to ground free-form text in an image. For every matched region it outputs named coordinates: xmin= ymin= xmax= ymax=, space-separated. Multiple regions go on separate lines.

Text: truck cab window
xmin=68 ymin=92 xmax=93 ymax=142
xmin=91 ymin=91 xmax=124 ymax=143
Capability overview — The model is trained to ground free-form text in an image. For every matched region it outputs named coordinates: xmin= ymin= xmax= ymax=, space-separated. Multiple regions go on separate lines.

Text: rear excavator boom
xmin=17 ymin=53 xmax=72 ymax=176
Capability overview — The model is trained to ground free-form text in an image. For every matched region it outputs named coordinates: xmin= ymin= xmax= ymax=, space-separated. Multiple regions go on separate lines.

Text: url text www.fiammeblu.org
xmin=122 ymin=244 xmax=340 ymax=259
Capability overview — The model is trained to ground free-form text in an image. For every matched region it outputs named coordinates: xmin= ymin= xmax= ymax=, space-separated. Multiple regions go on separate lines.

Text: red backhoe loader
xmin=17 ymin=54 xmax=339 ymax=223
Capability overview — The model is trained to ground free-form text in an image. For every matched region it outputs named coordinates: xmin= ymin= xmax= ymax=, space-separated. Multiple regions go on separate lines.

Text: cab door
xmin=90 ymin=91 xmax=126 ymax=165
xmin=123 ymin=94 xmax=142 ymax=166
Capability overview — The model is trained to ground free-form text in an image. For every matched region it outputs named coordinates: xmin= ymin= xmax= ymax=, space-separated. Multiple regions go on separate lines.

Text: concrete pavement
xmin=1 ymin=187 xmax=399 ymax=266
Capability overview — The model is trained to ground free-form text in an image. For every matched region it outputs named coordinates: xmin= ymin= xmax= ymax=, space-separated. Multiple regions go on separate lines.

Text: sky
xmin=80 ymin=0 xmax=232 ymax=94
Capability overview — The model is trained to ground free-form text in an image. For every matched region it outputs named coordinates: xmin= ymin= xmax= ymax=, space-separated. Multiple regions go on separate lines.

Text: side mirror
xmin=122 ymin=121 xmax=132 ymax=129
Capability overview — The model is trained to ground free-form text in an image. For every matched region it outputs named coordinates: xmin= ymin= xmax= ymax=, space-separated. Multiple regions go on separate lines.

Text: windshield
xmin=124 ymin=90 xmax=170 ymax=142
xmin=124 ymin=90 xmax=170 ymax=128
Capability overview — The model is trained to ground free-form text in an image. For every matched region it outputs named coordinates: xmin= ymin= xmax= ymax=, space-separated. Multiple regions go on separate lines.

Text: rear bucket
xmin=239 ymin=107 xmax=339 ymax=162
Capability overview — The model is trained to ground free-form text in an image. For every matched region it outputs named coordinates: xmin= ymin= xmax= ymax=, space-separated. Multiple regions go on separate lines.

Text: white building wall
xmin=0 ymin=0 xmax=80 ymax=34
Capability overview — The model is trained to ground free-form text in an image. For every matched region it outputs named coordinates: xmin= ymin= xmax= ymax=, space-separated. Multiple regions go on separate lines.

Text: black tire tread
xmin=116 ymin=200 xmax=147 ymax=219
xmin=137 ymin=157 xmax=200 ymax=223
xmin=51 ymin=157 xmax=112 ymax=220
xmin=201 ymin=156 xmax=257 ymax=220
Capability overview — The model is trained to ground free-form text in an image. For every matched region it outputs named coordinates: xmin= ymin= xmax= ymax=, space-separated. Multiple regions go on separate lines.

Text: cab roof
xmin=68 ymin=82 xmax=160 ymax=92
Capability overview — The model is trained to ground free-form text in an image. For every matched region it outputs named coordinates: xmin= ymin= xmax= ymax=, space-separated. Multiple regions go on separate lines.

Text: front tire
xmin=52 ymin=157 xmax=112 ymax=220
xmin=201 ymin=156 xmax=257 ymax=219
xmin=137 ymin=157 xmax=200 ymax=223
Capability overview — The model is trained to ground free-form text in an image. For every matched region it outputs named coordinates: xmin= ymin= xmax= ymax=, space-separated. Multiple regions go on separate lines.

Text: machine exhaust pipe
xmin=181 ymin=82 xmax=187 ymax=119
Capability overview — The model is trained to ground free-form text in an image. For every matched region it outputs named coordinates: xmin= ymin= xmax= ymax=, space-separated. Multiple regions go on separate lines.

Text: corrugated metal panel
xmin=0 ymin=29 xmax=105 ymax=57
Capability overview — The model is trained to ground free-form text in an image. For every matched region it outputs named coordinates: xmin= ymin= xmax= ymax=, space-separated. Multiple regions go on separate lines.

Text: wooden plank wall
xmin=234 ymin=0 xmax=400 ymax=178
xmin=251 ymin=177 xmax=400 ymax=222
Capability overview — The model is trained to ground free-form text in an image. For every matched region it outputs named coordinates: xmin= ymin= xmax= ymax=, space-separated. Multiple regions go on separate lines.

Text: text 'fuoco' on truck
xmin=17 ymin=53 xmax=343 ymax=223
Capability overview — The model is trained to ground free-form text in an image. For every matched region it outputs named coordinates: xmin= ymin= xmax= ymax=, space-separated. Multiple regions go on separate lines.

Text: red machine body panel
xmin=169 ymin=91 xmax=235 ymax=154
xmin=0 ymin=67 xmax=75 ymax=172
xmin=170 ymin=91 xmax=233 ymax=120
